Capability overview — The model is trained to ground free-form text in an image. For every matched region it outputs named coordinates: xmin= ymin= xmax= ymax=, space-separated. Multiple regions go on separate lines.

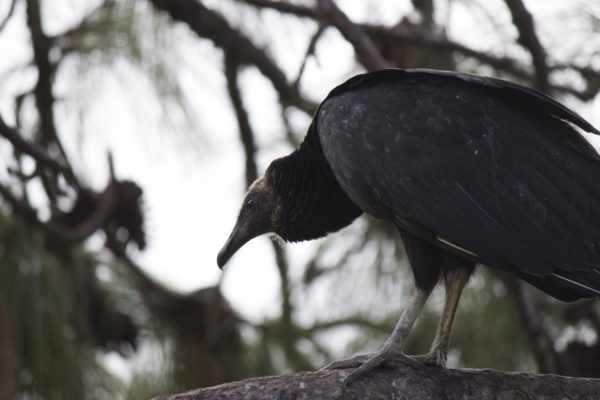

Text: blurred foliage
xmin=60 ymin=0 xmax=200 ymax=151
xmin=449 ymin=270 xmax=534 ymax=371
xmin=0 ymin=211 xmax=122 ymax=400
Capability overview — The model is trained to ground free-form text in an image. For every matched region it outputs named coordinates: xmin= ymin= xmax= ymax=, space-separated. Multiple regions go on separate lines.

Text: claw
xmin=322 ymin=354 xmax=373 ymax=371
xmin=323 ymin=351 xmax=425 ymax=388
xmin=411 ymin=351 xmax=446 ymax=368
xmin=341 ymin=351 xmax=424 ymax=388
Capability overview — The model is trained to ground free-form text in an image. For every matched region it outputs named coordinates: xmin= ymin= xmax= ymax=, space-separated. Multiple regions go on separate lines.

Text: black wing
xmin=317 ymin=69 xmax=600 ymax=300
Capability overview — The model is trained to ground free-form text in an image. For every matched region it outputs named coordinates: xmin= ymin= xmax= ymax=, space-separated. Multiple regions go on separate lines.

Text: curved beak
xmin=217 ymin=219 xmax=255 ymax=269
xmin=217 ymin=176 xmax=275 ymax=269
xmin=217 ymin=206 xmax=272 ymax=269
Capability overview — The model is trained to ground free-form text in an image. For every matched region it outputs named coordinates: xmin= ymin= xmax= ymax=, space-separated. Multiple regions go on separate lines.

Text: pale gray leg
xmin=412 ymin=266 xmax=471 ymax=367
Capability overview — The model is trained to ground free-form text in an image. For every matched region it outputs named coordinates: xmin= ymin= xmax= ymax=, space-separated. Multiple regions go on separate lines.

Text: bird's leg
xmin=323 ymin=285 xmax=432 ymax=386
xmin=412 ymin=265 xmax=472 ymax=367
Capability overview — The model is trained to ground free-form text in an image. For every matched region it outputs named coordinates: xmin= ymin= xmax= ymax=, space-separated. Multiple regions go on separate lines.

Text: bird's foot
xmin=323 ymin=349 xmax=425 ymax=388
xmin=322 ymin=353 xmax=373 ymax=370
xmin=411 ymin=350 xmax=446 ymax=368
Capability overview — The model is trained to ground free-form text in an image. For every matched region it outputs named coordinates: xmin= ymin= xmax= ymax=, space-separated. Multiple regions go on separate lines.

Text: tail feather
xmin=517 ymin=271 xmax=600 ymax=301
xmin=551 ymin=272 xmax=600 ymax=298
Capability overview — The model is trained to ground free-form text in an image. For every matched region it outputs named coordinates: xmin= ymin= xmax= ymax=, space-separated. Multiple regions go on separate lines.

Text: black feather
xmin=266 ymin=120 xmax=362 ymax=242
xmin=309 ymin=68 xmax=600 ymax=300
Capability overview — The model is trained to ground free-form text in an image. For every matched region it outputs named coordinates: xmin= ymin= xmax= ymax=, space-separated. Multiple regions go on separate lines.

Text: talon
xmin=411 ymin=351 xmax=446 ymax=368
xmin=322 ymin=354 xmax=373 ymax=371
xmin=387 ymin=353 xmax=426 ymax=369
xmin=337 ymin=351 xmax=424 ymax=388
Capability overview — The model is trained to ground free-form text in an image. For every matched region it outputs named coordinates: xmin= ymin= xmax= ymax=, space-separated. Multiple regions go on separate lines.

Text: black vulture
xmin=217 ymin=69 xmax=600 ymax=385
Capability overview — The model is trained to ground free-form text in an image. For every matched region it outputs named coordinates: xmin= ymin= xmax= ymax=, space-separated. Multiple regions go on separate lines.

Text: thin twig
xmin=240 ymin=0 xmax=317 ymax=19
xmin=0 ymin=0 xmax=17 ymax=33
xmin=300 ymin=316 xmax=393 ymax=336
xmin=293 ymin=23 xmax=327 ymax=93
xmin=224 ymin=55 xmax=258 ymax=186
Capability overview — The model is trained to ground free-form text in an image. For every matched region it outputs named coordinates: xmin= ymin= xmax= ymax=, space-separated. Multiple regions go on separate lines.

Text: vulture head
xmin=217 ymin=176 xmax=279 ymax=269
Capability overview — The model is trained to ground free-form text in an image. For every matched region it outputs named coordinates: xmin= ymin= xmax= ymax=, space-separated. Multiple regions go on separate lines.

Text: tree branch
xmin=298 ymin=316 xmax=392 ymax=336
xmin=236 ymin=0 xmax=600 ymax=101
xmin=0 ymin=116 xmax=69 ymax=173
xmin=224 ymin=55 xmax=258 ymax=186
xmin=0 ymin=178 xmax=139 ymax=246
xmin=364 ymin=24 xmax=532 ymax=79
xmin=550 ymin=64 xmax=600 ymax=101
xmin=152 ymin=367 xmax=600 ymax=400
xmin=241 ymin=0 xmax=317 ymax=19
xmin=504 ymin=0 xmax=550 ymax=92
xmin=147 ymin=0 xmax=317 ymax=114
xmin=317 ymin=0 xmax=389 ymax=71
xmin=25 ymin=0 xmax=77 ymax=187
xmin=238 ymin=0 xmax=530 ymax=78
xmin=0 ymin=182 xmax=39 ymax=225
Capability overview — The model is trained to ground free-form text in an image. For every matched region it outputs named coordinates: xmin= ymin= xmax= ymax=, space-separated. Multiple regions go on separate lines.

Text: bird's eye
xmin=246 ymin=198 xmax=254 ymax=208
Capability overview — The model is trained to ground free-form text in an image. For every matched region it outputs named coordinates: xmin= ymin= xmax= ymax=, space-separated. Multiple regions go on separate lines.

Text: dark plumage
xmin=217 ymin=69 xmax=600 ymax=384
